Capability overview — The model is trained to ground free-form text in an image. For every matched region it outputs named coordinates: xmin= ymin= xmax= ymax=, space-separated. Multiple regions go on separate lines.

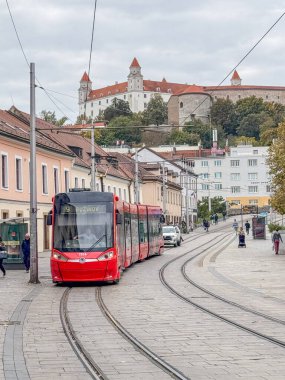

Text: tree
xmin=104 ymin=98 xmax=132 ymax=122
xmin=108 ymin=114 xmax=143 ymax=145
xmin=142 ymin=94 xmax=168 ymax=126
xmin=235 ymin=96 xmax=266 ymax=124
xmin=40 ymin=110 xmax=68 ymax=126
xmin=166 ymin=129 xmax=200 ymax=145
xmin=184 ymin=119 xmax=212 ymax=148
xmin=267 ymin=121 xmax=285 ymax=214
xmin=210 ymin=98 xmax=237 ymax=135
xmin=75 ymin=114 xmax=93 ymax=124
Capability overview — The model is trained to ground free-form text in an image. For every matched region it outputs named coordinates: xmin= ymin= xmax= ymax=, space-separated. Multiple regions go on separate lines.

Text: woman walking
xmin=0 ymin=236 xmax=6 ymax=276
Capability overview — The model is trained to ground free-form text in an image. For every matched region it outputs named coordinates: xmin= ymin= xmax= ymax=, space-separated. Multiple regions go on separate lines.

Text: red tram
xmin=47 ymin=191 xmax=164 ymax=284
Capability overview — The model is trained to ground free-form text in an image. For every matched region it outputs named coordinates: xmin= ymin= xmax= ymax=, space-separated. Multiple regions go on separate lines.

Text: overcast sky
xmin=1 ymin=0 xmax=285 ymax=123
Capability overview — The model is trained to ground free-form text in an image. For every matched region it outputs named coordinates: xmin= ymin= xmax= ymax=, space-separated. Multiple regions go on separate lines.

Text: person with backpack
xmin=245 ymin=221 xmax=251 ymax=235
xmin=0 ymin=237 xmax=6 ymax=276
xmin=272 ymin=228 xmax=283 ymax=255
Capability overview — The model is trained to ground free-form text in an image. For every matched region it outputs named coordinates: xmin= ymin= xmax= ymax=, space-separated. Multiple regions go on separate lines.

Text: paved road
xmin=1 ymin=219 xmax=285 ymax=379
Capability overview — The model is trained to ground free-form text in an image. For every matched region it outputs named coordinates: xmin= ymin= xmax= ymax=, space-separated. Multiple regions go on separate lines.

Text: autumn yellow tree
xmin=267 ymin=121 xmax=285 ymax=214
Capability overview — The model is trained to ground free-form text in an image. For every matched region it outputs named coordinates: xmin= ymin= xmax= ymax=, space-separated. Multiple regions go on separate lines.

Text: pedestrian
xmin=214 ymin=213 xmax=218 ymax=225
xmin=232 ymin=219 xmax=239 ymax=235
xmin=0 ymin=237 xmax=6 ymax=276
xmin=222 ymin=211 xmax=226 ymax=221
xmin=21 ymin=233 xmax=30 ymax=272
xmin=245 ymin=220 xmax=251 ymax=235
xmin=203 ymin=219 xmax=209 ymax=232
xmin=272 ymin=228 xmax=283 ymax=255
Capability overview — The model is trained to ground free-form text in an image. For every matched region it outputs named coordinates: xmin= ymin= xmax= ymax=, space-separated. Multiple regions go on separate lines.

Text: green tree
xmin=108 ymin=114 xmax=143 ymax=145
xmin=75 ymin=114 xmax=93 ymax=124
xmin=210 ymin=98 xmax=237 ymax=135
xmin=143 ymin=94 xmax=168 ymax=126
xmin=104 ymin=98 xmax=132 ymax=122
xmin=184 ymin=119 xmax=212 ymax=148
xmin=235 ymin=96 xmax=266 ymax=124
xmin=40 ymin=110 xmax=68 ymax=126
xmin=267 ymin=121 xmax=285 ymax=214
xmin=166 ymin=129 xmax=200 ymax=145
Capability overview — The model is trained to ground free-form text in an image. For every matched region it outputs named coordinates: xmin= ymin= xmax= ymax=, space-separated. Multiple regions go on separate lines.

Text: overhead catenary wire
xmin=5 ymin=0 xmax=74 ymax=122
xmin=180 ymin=10 xmax=285 ymax=126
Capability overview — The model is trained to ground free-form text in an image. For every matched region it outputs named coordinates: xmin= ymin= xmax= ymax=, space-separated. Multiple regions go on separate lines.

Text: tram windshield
xmin=53 ymin=201 xmax=113 ymax=252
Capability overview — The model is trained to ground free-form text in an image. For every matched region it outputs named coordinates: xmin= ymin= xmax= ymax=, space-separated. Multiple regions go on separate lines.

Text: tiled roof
xmin=0 ymin=109 xmax=73 ymax=156
xmin=231 ymin=70 xmax=241 ymax=80
xmin=80 ymin=72 xmax=92 ymax=82
xmin=130 ymin=57 xmax=140 ymax=68
xmin=205 ymin=85 xmax=285 ymax=92
xmin=175 ymin=85 xmax=206 ymax=95
xmin=88 ymin=80 xmax=189 ymax=100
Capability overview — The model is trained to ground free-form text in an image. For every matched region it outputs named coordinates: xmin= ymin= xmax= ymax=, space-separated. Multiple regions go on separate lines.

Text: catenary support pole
xmin=185 ymin=174 xmax=189 ymax=233
xmin=162 ymin=163 xmax=166 ymax=217
xmin=91 ymin=127 xmax=96 ymax=191
xmin=134 ymin=149 xmax=139 ymax=203
xmin=29 ymin=62 xmax=39 ymax=284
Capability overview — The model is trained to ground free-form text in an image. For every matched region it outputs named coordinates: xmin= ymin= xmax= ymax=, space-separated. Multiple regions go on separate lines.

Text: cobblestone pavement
xmin=1 ymin=219 xmax=285 ymax=379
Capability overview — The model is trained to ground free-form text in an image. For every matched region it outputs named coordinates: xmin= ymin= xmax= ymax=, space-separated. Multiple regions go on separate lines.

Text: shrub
xmin=267 ymin=223 xmax=285 ymax=233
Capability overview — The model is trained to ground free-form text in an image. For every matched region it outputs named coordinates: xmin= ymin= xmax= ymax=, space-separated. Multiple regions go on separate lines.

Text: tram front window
xmin=53 ymin=202 xmax=113 ymax=252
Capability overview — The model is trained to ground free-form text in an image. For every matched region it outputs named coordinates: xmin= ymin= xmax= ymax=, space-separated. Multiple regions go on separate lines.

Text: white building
xmin=193 ymin=145 xmax=271 ymax=210
xmin=78 ymin=58 xmax=189 ymax=120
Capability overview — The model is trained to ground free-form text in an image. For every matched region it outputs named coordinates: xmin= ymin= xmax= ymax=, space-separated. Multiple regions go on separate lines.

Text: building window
xmin=230 ymin=160 xmax=240 ymax=167
xmin=253 ymin=149 xmax=258 ymax=154
xmin=248 ymin=159 xmax=257 ymax=166
xmin=82 ymin=178 xmax=85 ymax=188
xmin=231 ymin=186 xmax=241 ymax=193
xmin=119 ymin=188 xmax=122 ymax=198
xmin=124 ymin=95 xmax=126 ymax=100
xmin=108 ymin=185 xmax=111 ymax=192
xmin=123 ymin=189 xmax=127 ymax=201
xmin=214 ymin=160 xmax=221 ymax=166
xmin=214 ymin=172 xmax=222 ymax=179
xmin=248 ymin=173 xmax=258 ymax=180
xmin=54 ymin=167 xmax=59 ymax=194
xmin=15 ymin=157 xmax=23 ymax=191
xmin=156 ymin=87 xmax=160 ymax=92
xmin=200 ymin=173 xmax=209 ymax=179
xmin=91 ymin=102 xmax=93 ymax=107
xmin=16 ymin=211 xmax=23 ymax=218
xmin=91 ymin=110 xmax=93 ymax=117
xmin=106 ymin=99 xmax=109 ymax=104
xmin=266 ymin=185 xmax=271 ymax=192
xmin=1 ymin=210 xmax=9 ymax=219
xmin=249 ymin=199 xmax=258 ymax=205
xmin=113 ymin=187 xmax=116 ymax=194
xmin=1 ymin=153 xmax=8 ymax=188
xmin=202 ymin=184 xmax=209 ymax=190
xmin=42 ymin=164 xmax=48 ymax=194
xmin=201 ymin=160 xmax=208 ymax=167
xmin=215 ymin=183 xmax=222 ymax=190
xmin=248 ymin=186 xmax=258 ymax=193
xmin=180 ymin=102 xmax=183 ymax=108
xmin=75 ymin=177 xmax=79 ymax=188
xmin=64 ymin=170 xmax=69 ymax=192
xmin=231 ymin=173 xmax=240 ymax=181
xmin=144 ymin=94 xmax=147 ymax=98
xmin=144 ymin=103 xmax=147 ymax=108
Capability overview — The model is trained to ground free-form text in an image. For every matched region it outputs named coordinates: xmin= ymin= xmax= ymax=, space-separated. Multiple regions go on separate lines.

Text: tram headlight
xmin=97 ymin=251 xmax=115 ymax=261
xmin=53 ymin=253 xmax=68 ymax=262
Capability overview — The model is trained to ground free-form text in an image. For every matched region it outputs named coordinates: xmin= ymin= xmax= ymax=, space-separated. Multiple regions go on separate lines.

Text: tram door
xmin=123 ymin=203 xmax=132 ymax=268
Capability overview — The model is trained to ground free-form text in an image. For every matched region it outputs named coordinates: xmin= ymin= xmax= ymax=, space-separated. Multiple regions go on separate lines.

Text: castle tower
xmin=231 ymin=70 xmax=241 ymax=86
xmin=127 ymin=57 xmax=143 ymax=92
xmin=78 ymin=72 xmax=92 ymax=105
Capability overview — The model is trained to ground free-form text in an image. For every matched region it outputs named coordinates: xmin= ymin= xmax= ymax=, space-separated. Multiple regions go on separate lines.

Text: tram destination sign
xmin=61 ymin=204 xmax=106 ymax=214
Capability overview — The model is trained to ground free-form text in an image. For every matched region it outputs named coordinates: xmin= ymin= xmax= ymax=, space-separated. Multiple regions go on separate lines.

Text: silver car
xmin=162 ymin=225 xmax=182 ymax=247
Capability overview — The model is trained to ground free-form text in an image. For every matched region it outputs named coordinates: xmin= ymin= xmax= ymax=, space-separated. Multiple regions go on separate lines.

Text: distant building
xmin=78 ymin=57 xmax=189 ymax=120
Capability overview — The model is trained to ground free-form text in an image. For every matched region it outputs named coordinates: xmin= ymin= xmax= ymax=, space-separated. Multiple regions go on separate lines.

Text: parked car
xmin=162 ymin=225 xmax=182 ymax=247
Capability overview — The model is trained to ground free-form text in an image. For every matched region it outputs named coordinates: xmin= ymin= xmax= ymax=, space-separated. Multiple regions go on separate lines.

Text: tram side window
xmin=139 ymin=221 xmax=145 ymax=243
xmin=131 ymin=212 xmax=139 ymax=247
xmin=139 ymin=214 xmax=148 ymax=243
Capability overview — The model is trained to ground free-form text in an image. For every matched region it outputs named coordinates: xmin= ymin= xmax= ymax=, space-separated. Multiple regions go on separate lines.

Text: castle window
xmin=108 ymin=91 xmax=111 ymax=95
xmin=156 ymin=87 xmax=160 ymax=92
xmin=106 ymin=99 xmax=109 ymax=104
xmin=266 ymin=95 xmax=268 ymax=99
xmin=91 ymin=111 xmax=93 ymax=117
xmin=144 ymin=94 xmax=147 ymax=98
xmin=167 ymin=89 xmax=172 ymax=93
xmin=91 ymin=102 xmax=93 ymax=107
xmin=99 ymin=101 xmax=101 ymax=105
xmin=180 ymin=102 xmax=183 ymax=108
xmin=124 ymin=95 xmax=126 ymax=99
xmin=144 ymin=103 xmax=147 ymax=108
xmin=227 ymin=95 xmax=229 ymax=100
xmin=238 ymin=95 xmax=241 ymax=99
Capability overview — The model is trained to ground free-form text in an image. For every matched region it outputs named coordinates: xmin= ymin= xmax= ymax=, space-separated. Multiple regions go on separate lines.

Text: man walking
xmin=272 ymin=228 xmax=283 ymax=255
xmin=21 ymin=233 xmax=30 ymax=272
xmin=245 ymin=221 xmax=251 ymax=235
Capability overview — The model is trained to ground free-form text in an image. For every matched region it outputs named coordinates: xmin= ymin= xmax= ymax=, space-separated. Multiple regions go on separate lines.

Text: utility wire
xmin=180 ymin=10 xmax=285 ymax=126
xmin=88 ymin=0 xmax=98 ymax=81
xmin=5 ymin=0 xmax=74 ymax=122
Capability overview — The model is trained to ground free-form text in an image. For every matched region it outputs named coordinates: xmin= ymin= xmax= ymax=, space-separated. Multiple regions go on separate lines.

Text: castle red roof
xmin=130 ymin=57 xmax=140 ymax=68
xmin=231 ymin=70 xmax=241 ymax=80
xmin=80 ymin=72 xmax=92 ymax=82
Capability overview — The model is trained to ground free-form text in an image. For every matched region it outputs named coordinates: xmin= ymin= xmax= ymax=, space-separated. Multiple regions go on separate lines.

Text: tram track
xmin=160 ymin=229 xmax=285 ymax=350
xmin=60 ymin=287 xmax=108 ymax=380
